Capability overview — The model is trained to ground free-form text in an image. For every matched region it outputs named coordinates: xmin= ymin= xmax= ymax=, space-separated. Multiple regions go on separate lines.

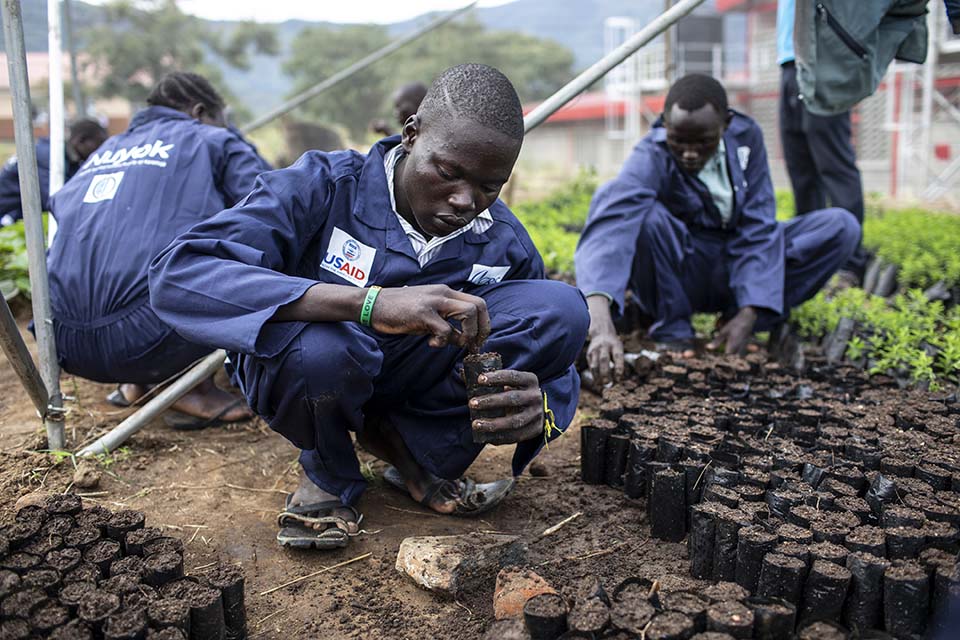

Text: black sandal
xmin=382 ymin=466 xmax=514 ymax=517
xmin=276 ymin=496 xmax=363 ymax=550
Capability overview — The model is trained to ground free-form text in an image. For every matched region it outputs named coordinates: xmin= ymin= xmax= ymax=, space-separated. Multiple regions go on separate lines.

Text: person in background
xmin=576 ymin=74 xmax=859 ymax=384
xmin=149 ymin=64 xmax=588 ymax=550
xmin=46 ymin=72 xmax=271 ymax=428
xmin=777 ymin=0 xmax=866 ymax=287
xmin=370 ymin=81 xmax=429 ymax=137
xmin=0 ymin=118 xmax=108 ymax=226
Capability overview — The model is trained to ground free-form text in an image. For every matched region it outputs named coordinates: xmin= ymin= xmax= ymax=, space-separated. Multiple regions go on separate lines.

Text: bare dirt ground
xmin=0 ymin=316 xmax=692 ymax=640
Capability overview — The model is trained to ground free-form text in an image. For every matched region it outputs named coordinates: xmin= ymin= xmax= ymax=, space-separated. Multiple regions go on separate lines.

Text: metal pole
xmin=524 ymin=0 xmax=706 ymax=133
xmin=241 ymin=1 xmax=477 ymax=134
xmin=77 ymin=350 xmax=227 ymax=457
xmin=47 ymin=0 xmax=65 ymax=243
xmin=2 ymin=0 xmax=66 ymax=450
xmin=0 ymin=296 xmax=49 ymax=416
xmin=919 ymin=8 xmax=940 ymax=191
xmin=63 ymin=0 xmax=85 ymax=117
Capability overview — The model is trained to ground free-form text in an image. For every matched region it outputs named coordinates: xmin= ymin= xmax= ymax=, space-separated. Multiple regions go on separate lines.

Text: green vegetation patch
xmin=0 ymin=221 xmax=31 ymax=301
xmin=512 ymin=173 xmax=596 ymax=274
xmin=862 ymin=204 xmax=960 ymax=290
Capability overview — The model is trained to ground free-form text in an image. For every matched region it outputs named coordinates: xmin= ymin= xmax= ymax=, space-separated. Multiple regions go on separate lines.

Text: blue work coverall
xmin=574 ymin=111 xmax=859 ymax=343
xmin=46 ymin=106 xmax=271 ymax=384
xmin=148 ymin=138 xmax=589 ymax=506
xmin=0 ymin=138 xmax=80 ymax=226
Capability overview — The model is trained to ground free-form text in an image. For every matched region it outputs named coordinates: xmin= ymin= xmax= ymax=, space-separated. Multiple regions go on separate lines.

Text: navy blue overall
xmin=46 ymin=106 xmax=270 ymax=383
xmin=149 ymin=138 xmax=589 ymax=506
xmin=575 ymin=111 xmax=859 ymax=343
xmin=0 ymin=138 xmax=81 ymax=226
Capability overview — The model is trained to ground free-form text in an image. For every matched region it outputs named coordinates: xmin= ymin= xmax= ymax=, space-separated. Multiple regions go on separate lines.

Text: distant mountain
xmin=5 ymin=0 xmax=716 ymax=118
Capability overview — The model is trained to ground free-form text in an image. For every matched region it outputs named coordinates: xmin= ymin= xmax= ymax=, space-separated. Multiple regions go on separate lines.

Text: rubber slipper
xmin=106 ymin=387 xmax=133 ymax=408
xmin=276 ymin=496 xmax=361 ymax=550
xmin=382 ymin=466 xmax=515 ymax=518
xmin=163 ymin=398 xmax=246 ymax=432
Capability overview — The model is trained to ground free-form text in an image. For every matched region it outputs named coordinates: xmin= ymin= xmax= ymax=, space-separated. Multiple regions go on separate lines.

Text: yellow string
xmin=543 ymin=392 xmax=560 ymax=447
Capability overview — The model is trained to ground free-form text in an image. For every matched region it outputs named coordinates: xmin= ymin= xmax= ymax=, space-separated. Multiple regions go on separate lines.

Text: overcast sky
xmin=87 ymin=0 xmax=513 ymax=24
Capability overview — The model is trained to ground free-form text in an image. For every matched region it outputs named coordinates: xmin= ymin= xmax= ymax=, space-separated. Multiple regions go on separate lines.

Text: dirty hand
xmin=707 ymin=306 xmax=758 ymax=355
xmin=371 ymin=285 xmax=491 ymax=351
xmin=469 ymin=370 xmax=544 ymax=445
xmin=586 ymin=295 xmax=624 ymax=385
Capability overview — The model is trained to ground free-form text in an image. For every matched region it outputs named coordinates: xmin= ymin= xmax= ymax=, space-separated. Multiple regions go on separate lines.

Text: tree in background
xmin=83 ymin=0 xmax=277 ymax=118
xmin=283 ymin=16 xmax=576 ymax=140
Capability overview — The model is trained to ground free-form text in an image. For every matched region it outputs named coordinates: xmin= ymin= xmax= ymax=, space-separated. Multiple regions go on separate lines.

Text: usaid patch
xmin=468 ymin=264 xmax=510 ymax=286
xmin=83 ymin=172 xmax=124 ymax=203
xmin=737 ymin=146 xmax=751 ymax=172
xmin=321 ymin=227 xmax=375 ymax=287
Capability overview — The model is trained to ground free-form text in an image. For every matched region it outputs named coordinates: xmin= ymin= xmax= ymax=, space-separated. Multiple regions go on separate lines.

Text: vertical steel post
xmin=2 ymin=0 xmax=66 ymax=450
xmin=47 ymin=0 xmax=65 ymax=243
xmin=63 ymin=0 xmax=85 ymax=117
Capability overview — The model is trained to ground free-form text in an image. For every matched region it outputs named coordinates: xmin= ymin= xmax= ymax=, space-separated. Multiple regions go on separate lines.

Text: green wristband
xmin=359 ymin=286 xmax=382 ymax=326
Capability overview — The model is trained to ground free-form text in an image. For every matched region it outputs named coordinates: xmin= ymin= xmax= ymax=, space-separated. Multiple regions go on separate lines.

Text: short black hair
xmin=397 ymin=81 xmax=428 ymax=104
xmin=664 ymin=74 xmax=728 ymax=118
xmin=146 ymin=72 xmax=225 ymax=115
xmin=68 ymin=117 xmax=107 ymax=142
xmin=418 ymin=64 xmax=523 ymax=142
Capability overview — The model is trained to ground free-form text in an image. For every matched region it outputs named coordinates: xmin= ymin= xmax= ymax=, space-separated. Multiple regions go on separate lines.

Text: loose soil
xmin=2 ymin=316 xmax=959 ymax=638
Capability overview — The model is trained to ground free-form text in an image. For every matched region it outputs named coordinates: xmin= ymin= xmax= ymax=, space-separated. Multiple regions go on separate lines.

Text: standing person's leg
xmin=755 ymin=208 xmax=859 ymax=332
xmin=801 ymin=102 xmax=867 ymax=277
xmin=629 ymin=203 xmax=697 ymax=346
xmin=780 ymin=64 xmax=827 ymax=215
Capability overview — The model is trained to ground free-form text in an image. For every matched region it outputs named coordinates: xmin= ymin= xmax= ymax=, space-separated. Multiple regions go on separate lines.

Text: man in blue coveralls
xmin=149 ymin=64 xmax=589 ymax=549
xmin=576 ymin=74 xmax=859 ymax=384
xmin=0 ymin=118 xmax=108 ymax=227
xmin=47 ymin=72 xmax=271 ymax=426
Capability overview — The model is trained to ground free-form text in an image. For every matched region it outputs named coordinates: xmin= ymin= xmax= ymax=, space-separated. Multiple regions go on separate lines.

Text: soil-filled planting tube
xmin=104 ymin=607 xmax=147 ymax=640
xmin=206 ymin=563 xmax=245 ymax=639
xmin=148 ymin=598 xmax=191 ymax=635
xmin=646 ymin=612 xmax=695 ymax=640
xmin=844 ymin=526 xmax=886 ymax=557
xmin=111 ymin=555 xmax=146 ymax=579
xmin=105 ymin=510 xmax=145 ymax=542
xmin=623 ymin=441 xmax=656 ymax=499
xmin=29 ymin=601 xmax=71 ymax=636
xmin=650 ymin=468 xmax=686 ymax=542
xmin=701 ymin=582 xmax=749 ymax=604
xmin=916 ymin=463 xmax=951 ymax=491
xmin=657 ymin=438 xmax=685 ymax=464
xmin=689 ymin=503 xmax=724 ymax=579
xmin=23 ymin=567 xmax=61 ymax=595
xmin=843 ymin=551 xmax=889 ymax=633
xmin=747 ymin=598 xmax=795 ymax=640
xmin=63 ymin=562 xmax=101 ymax=585
xmin=463 ymin=353 xmax=505 ymax=443
xmin=881 ymin=506 xmax=924 ymax=529
xmin=75 ymin=505 xmax=112 ymax=534
xmin=0 ymin=619 xmax=30 ymax=640
xmin=735 ymin=526 xmax=778 ymax=592
xmin=146 ymin=629 xmax=187 ymax=640
xmin=609 ymin=589 xmax=655 ymax=634
xmin=661 ymin=591 xmax=709 ymax=632
xmin=0 ymin=551 xmax=41 ymax=574
xmin=799 ymin=560 xmax=851 ymax=625
xmin=144 ymin=552 xmax=184 ymax=588
xmin=0 ymin=586 xmax=47 ymax=618
xmin=885 ymin=526 xmax=926 ymax=559
xmin=777 ymin=524 xmax=814 ymax=547
xmin=705 ymin=601 xmax=753 ymax=639
xmin=701 ymin=486 xmax=739 ymax=510
xmin=523 ymin=593 xmax=568 ymax=640
xmin=757 ymin=553 xmax=806 ymax=604
xmin=567 ymin=597 xmax=610 ymax=636
xmin=184 ymin=583 xmax=227 ymax=640
xmin=883 ymin=560 xmax=930 ymax=638
xmin=713 ymin=509 xmax=749 ymax=582
xmin=45 ymin=494 xmax=83 ymax=517
xmin=796 ymin=620 xmax=848 ymax=640
xmin=77 ymin=590 xmax=122 ymax=634
xmin=0 ymin=569 xmax=21 ymax=598
xmin=810 ymin=522 xmax=851 ymax=546
xmin=124 ymin=527 xmax=164 ymax=557
xmin=46 ymin=547 xmax=82 ymax=575
xmin=49 ymin=619 xmax=94 ymax=640
xmin=580 ymin=420 xmax=616 ymax=485
xmin=604 ymin=433 xmax=630 ymax=488
xmin=83 ymin=539 xmax=121 ymax=574
xmin=808 ymin=541 xmax=848 ymax=567
xmin=681 ymin=459 xmax=707 ymax=509
xmin=59 ymin=581 xmax=98 ymax=614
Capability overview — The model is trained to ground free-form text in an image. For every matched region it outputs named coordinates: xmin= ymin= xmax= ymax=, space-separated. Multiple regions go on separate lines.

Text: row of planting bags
xmin=0 ymin=494 xmax=245 ymax=640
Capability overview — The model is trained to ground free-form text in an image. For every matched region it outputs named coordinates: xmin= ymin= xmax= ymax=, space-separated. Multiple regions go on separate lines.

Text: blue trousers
xmin=780 ymin=62 xmax=867 ymax=276
xmin=54 ymin=300 xmax=211 ymax=385
xmin=632 ymin=205 xmax=860 ymax=343
xmin=233 ymin=279 xmax=589 ymax=506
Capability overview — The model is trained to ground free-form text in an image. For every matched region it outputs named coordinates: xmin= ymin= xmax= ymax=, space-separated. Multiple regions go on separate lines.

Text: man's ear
xmin=400 ymin=114 xmax=420 ymax=152
xmin=189 ymin=103 xmax=206 ymax=121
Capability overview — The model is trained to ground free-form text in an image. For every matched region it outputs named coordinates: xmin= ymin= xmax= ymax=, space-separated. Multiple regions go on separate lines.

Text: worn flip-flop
xmin=163 ymin=398 xmax=246 ymax=432
xmin=382 ymin=466 xmax=515 ymax=517
xmin=276 ymin=496 xmax=362 ymax=550
xmin=105 ymin=387 xmax=133 ymax=408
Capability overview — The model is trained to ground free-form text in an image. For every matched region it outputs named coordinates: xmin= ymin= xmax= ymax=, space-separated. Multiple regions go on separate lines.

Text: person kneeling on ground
xmin=149 ymin=64 xmax=589 ymax=550
xmin=575 ymin=73 xmax=859 ymax=384
xmin=0 ymin=117 xmax=108 ymax=227
xmin=46 ymin=72 xmax=272 ymax=428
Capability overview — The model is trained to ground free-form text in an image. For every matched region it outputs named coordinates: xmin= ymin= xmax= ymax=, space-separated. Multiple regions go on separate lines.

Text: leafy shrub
xmin=512 ymin=173 xmax=596 ymax=274
xmin=862 ymin=204 xmax=960 ymax=290
xmin=0 ymin=221 xmax=30 ymax=300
